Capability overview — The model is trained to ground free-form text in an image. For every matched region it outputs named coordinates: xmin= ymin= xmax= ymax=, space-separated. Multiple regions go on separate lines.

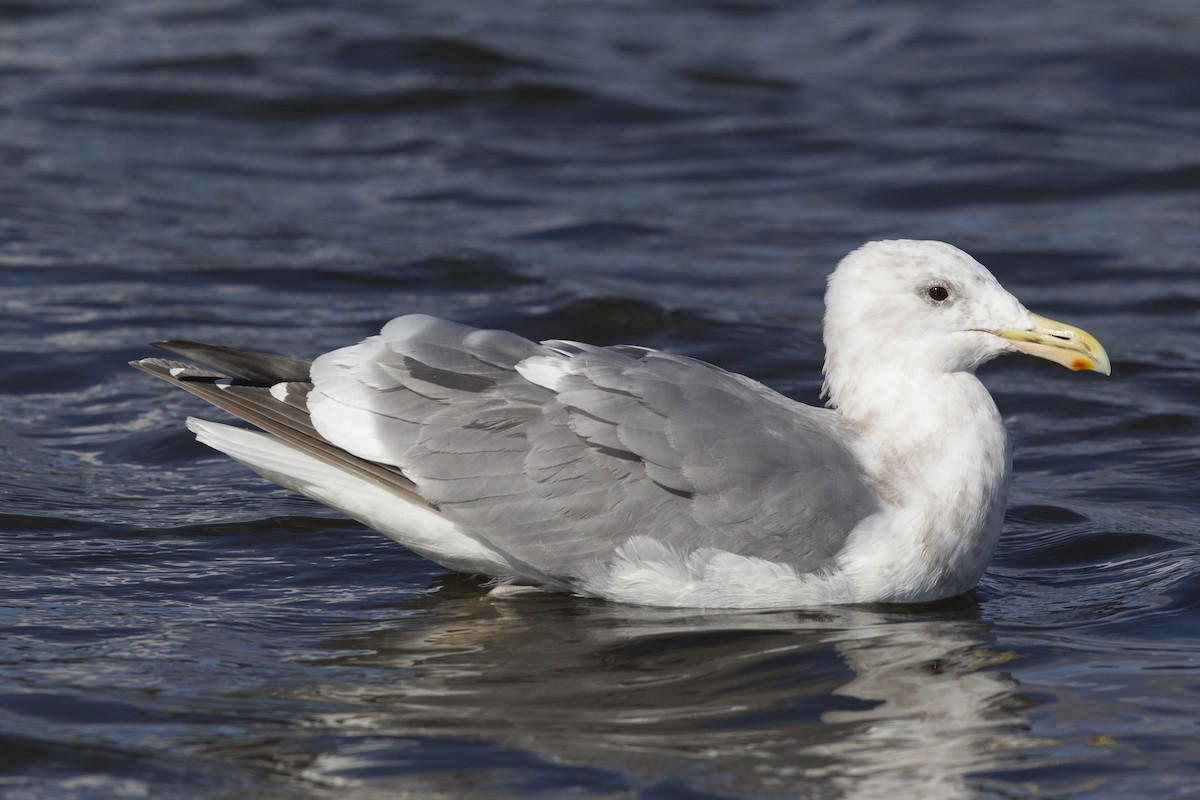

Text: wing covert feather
xmin=307 ymin=314 xmax=882 ymax=577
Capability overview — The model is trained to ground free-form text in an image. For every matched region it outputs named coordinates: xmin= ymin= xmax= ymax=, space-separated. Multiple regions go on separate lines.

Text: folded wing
xmin=306 ymin=315 xmax=881 ymax=578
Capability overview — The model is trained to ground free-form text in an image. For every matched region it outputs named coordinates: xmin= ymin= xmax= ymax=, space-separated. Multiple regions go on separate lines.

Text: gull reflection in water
xmin=291 ymin=580 xmax=1032 ymax=798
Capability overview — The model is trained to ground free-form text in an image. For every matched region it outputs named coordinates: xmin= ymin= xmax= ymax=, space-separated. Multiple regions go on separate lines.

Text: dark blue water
xmin=2 ymin=1 xmax=1198 ymax=797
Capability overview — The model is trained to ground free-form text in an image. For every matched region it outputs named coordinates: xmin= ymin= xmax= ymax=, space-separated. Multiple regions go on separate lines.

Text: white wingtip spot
xmin=515 ymin=355 xmax=568 ymax=392
xmin=214 ymin=379 xmax=232 ymax=390
xmin=269 ymin=382 xmax=290 ymax=402
xmin=168 ymin=366 xmax=187 ymax=377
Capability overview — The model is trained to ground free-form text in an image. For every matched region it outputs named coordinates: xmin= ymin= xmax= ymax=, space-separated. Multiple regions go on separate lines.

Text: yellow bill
xmin=994 ymin=312 xmax=1111 ymax=375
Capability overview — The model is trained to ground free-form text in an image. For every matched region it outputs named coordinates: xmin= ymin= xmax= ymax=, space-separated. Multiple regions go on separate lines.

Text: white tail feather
xmin=185 ymin=418 xmax=517 ymax=576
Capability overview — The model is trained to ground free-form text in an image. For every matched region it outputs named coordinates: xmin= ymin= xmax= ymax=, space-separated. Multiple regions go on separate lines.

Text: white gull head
xmin=818 ymin=239 xmax=1109 ymax=602
xmin=822 ymin=239 xmax=1109 ymax=415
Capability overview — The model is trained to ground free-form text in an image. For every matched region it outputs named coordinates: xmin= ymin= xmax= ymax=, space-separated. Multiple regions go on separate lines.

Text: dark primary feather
xmin=152 ymin=339 xmax=311 ymax=384
xmin=130 ymin=350 xmax=430 ymax=508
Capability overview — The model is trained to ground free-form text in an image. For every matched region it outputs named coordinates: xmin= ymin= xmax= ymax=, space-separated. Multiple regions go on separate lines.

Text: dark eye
xmin=927 ymin=285 xmax=950 ymax=302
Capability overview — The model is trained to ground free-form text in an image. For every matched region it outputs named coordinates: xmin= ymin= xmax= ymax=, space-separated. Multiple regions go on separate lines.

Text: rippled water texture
xmin=1 ymin=1 xmax=1198 ymax=797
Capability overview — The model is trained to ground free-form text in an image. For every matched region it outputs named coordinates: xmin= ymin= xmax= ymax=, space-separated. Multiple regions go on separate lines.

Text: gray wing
xmin=308 ymin=314 xmax=882 ymax=577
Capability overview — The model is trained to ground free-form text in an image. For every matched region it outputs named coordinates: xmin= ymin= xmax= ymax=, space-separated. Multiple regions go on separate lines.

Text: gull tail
xmin=131 ymin=347 xmax=522 ymax=579
xmin=183 ymin=417 xmax=514 ymax=576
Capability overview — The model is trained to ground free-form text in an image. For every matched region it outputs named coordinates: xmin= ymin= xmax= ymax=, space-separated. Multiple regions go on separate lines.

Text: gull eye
xmin=927 ymin=285 xmax=950 ymax=302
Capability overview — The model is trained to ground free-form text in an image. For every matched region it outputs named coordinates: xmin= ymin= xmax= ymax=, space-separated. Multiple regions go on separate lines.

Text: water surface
xmin=1 ymin=1 xmax=1199 ymax=797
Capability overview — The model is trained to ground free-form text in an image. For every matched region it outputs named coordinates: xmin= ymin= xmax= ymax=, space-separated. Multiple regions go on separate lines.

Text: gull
xmin=132 ymin=240 xmax=1109 ymax=608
